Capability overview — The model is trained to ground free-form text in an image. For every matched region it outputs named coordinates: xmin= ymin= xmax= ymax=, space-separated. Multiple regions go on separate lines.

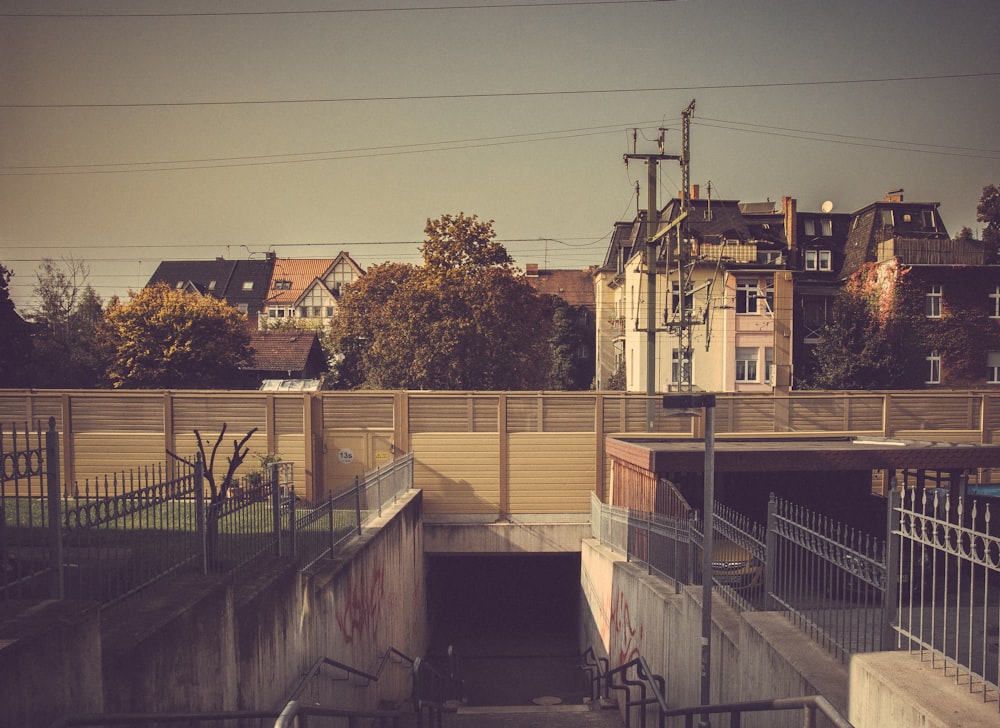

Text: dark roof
xmin=525 ymin=268 xmax=596 ymax=309
xmin=657 ymin=198 xmax=751 ymax=245
xmin=247 ymin=329 xmax=323 ymax=373
xmin=601 ymin=218 xmax=645 ymax=273
xmin=606 ymin=436 xmax=1000 ymax=474
xmin=841 ymin=201 xmax=949 ymax=278
xmin=146 ymin=257 xmax=276 ymax=316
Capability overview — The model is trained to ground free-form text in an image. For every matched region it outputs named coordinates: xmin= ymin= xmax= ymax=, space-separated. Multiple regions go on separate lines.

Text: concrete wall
xmin=849 ymin=652 xmax=1000 ymax=728
xmin=580 ymin=538 xmax=849 ymax=728
xmin=0 ymin=600 xmax=104 ymax=727
xmin=0 ymin=490 xmax=425 ymax=725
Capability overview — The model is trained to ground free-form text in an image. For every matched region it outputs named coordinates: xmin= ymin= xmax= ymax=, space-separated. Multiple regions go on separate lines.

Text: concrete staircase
xmin=445 ymin=702 xmax=624 ymax=727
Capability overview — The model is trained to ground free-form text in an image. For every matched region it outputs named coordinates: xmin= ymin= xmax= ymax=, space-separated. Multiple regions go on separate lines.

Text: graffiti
xmin=609 ymin=586 xmax=642 ymax=665
xmin=335 ymin=562 xmax=385 ymax=645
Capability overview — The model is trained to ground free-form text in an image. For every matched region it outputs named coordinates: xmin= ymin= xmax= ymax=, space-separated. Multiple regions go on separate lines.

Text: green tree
xmin=977 ymin=183 xmax=1000 ymax=263
xmin=0 ymin=262 xmax=34 ymax=387
xmin=330 ymin=214 xmax=552 ymax=390
xmin=547 ymin=296 xmax=593 ymax=390
xmin=103 ymin=283 xmax=252 ymax=389
xmin=808 ymin=262 xmax=924 ymax=390
xmin=29 ymin=257 xmax=106 ymax=388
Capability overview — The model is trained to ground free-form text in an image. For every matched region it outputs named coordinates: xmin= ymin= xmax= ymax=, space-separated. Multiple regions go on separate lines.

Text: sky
xmin=2 ymin=0 xmax=998 ymax=311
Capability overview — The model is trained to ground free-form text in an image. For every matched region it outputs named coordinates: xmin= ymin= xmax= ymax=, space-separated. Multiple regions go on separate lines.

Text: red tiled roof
xmin=248 ymin=329 xmax=319 ymax=371
xmin=524 ymin=268 xmax=596 ymax=308
xmin=265 ymin=259 xmax=334 ymax=305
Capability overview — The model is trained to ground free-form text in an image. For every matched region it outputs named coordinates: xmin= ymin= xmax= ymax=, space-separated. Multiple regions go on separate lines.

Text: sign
xmin=338 ymin=448 xmax=354 ymax=465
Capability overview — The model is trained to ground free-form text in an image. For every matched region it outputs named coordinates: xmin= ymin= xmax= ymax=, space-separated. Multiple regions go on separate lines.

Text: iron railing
xmin=3 ymin=419 xmax=415 ymax=606
xmin=892 ymin=487 xmax=1000 ymax=711
xmin=294 ymin=453 xmax=415 ymax=569
xmin=767 ymin=494 xmax=889 ymax=663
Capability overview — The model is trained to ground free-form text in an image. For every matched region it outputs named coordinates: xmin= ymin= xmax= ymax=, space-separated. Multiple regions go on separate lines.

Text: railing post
xmin=271 ymin=462 xmax=283 ymax=557
xmin=195 ymin=454 xmax=207 ymax=575
xmin=355 ymin=476 xmax=362 ymax=534
xmin=884 ymin=487 xmax=902 ymax=649
xmin=764 ymin=493 xmax=778 ymax=610
xmin=377 ymin=466 xmax=383 ymax=517
xmin=287 ymin=465 xmax=297 ymax=558
xmin=45 ymin=417 xmax=64 ymax=599
xmin=328 ymin=492 xmax=335 ymax=555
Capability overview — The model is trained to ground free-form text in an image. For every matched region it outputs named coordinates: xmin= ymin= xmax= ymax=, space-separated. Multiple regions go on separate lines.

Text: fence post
xmin=271 ymin=462 xmax=283 ymax=557
xmin=354 ymin=476 xmax=362 ymax=535
xmin=45 ymin=417 xmax=64 ymax=599
xmin=764 ymin=493 xmax=778 ymax=610
xmin=287 ymin=466 xmax=297 ymax=559
xmin=194 ymin=454 xmax=208 ymax=574
xmin=884 ymin=487 xmax=902 ymax=649
xmin=377 ymin=467 xmax=383 ymax=517
xmin=328 ymin=492 xmax=335 ymax=555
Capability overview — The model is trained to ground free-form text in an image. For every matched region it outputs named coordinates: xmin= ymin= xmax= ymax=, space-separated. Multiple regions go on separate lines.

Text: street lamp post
xmin=662 ymin=393 xmax=716 ymax=728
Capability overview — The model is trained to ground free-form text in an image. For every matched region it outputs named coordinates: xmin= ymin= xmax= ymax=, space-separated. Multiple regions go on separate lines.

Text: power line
xmin=0 ymin=0 xmax=679 ymax=18
xmin=3 ymin=72 xmax=996 ymax=109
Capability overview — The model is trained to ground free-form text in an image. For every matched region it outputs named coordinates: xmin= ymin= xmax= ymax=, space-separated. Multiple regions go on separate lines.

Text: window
xmin=736 ymin=348 xmax=758 ymax=382
xmin=765 ymin=347 xmax=774 ymax=385
xmin=802 ymin=297 xmax=830 ymax=343
xmin=990 ymin=286 xmax=1000 ymax=318
xmin=326 ymin=306 xmax=334 ymax=317
xmin=175 ymin=281 xmax=184 ymax=289
xmin=670 ymin=281 xmax=693 ymax=318
xmin=821 ymin=218 xmax=833 ymax=236
xmin=880 ymin=209 xmax=894 ymax=226
xmin=926 ymin=351 xmax=941 ymax=384
xmin=299 ymin=307 xmax=308 ymax=318
xmin=242 ymin=281 xmax=254 ymax=291
xmin=805 ymin=251 xmax=818 ymax=271
xmin=989 ymin=351 xmax=1000 ymax=384
xmin=207 ymin=280 xmax=217 ymax=291
xmin=237 ymin=303 xmax=248 ymax=314
xmin=276 ymin=309 xmax=285 ymax=318
xmin=804 ymin=219 xmax=816 ymax=237
xmin=736 ymin=278 xmax=758 ymax=314
xmin=925 ymin=284 xmax=943 ymax=318
xmin=922 ymin=210 xmax=935 ymax=229
xmin=671 ymin=349 xmax=692 ymax=385
xmin=313 ymin=306 xmax=322 ymax=317
xmin=268 ymin=309 xmax=276 ymax=318
xmin=818 ymin=250 xmax=832 ymax=271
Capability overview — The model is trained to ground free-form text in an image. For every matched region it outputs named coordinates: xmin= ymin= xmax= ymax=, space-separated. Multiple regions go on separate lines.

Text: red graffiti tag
xmin=609 ymin=587 xmax=642 ymax=666
xmin=335 ymin=564 xmax=385 ymax=645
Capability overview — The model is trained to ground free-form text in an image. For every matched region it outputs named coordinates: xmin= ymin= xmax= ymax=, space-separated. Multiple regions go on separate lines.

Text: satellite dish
xmin=821 ymin=200 xmax=834 ymax=213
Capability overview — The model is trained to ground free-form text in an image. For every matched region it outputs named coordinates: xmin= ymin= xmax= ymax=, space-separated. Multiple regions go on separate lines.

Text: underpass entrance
xmin=425 ymin=553 xmax=586 ymax=707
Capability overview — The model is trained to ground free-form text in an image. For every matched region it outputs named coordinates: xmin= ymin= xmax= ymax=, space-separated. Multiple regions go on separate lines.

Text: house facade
xmin=597 ymin=187 xmax=1000 ymax=393
xmin=261 ymin=252 xmax=364 ymax=330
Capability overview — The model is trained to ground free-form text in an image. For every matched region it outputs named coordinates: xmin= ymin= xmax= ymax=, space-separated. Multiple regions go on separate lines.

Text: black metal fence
xmin=2 ymin=419 xmax=414 ymax=607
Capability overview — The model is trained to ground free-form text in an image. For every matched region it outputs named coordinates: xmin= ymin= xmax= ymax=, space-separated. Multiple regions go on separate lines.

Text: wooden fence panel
xmin=411 ymin=432 xmax=500 ymax=516
xmin=507 ymin=432 xmax=595 ymax=514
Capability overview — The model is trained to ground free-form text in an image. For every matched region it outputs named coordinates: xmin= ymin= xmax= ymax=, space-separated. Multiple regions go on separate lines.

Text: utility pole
xmin=677 ymin=100 xmax=696 ymax=391
xmin=624 ymin=130 xmax=679 ymax=413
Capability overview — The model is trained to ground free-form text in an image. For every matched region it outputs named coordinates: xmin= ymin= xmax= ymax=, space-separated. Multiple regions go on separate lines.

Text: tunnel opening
xmin=425 ymin=552 xmax=587 ymax=707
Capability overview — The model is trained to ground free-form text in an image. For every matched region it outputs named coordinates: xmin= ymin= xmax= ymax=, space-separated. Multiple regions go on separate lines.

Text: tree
xmin=977 ymin=183 xmax=1000 ymax=263
xmin=546 ymin=296 xmax=593 ymax=390
xmin=807 ymin=262 xmax=924 ymax=390
xmin=29 ymin=257 xmax=106 ymax=388
xmin=103 ymin=283 xmax=252 ymax=389
xmin=330 ymin=213 xmax=552 ymax=390
xmin=0 ymin=262 xmax=34 ymax=387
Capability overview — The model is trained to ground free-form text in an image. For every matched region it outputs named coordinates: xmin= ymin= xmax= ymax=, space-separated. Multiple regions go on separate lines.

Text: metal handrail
xmin=662 ymin=694 xmax=853 ymax=728
xmin=605 ymin=655 xmax=668 ymax=728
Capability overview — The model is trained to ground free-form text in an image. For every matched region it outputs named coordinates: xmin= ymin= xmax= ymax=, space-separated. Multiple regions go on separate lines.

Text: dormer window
xmin=804 ymin=219 xmax=816 ymax=236
xmin=880 ymin=209 xmax=894 ymax=226
xmin=207 ymin=280 xmax=217 ymax=291
xmin=804 ymin=250 xmax=832 ymax=271
xmin=272 ymin=280 xmax=292 ymax=290
xmin=821 ymin=218 xmax=833 ymax=236
xmin=922 ymin=210 xmax=935 ymax=229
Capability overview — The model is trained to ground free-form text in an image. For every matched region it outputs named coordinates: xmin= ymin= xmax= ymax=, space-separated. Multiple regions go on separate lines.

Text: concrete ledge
xmin=424 ymin=521 xmax=590 ymax=553
xmin=850 ymin=651 xmax=1000 ymax=728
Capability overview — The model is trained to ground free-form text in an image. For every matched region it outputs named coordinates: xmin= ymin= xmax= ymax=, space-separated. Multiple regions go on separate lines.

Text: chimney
xmin=525 ymin=263 xmax=539 ymax=277
xmin=782 ymin=196 xmax=797 ymax=252
xmin=884 ymin=189 xmax=904 ymax=203
xmin=690 ymin=184 xmax=700 ymax=200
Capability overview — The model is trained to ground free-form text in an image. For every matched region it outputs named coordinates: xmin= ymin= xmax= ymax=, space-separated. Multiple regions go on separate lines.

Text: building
xmin=261 ymin=252 xmax=364 ymax=330
xmin=145 ymin=255 xmax=277 ymax=326
xmin=243 ymin=329 xmax=327 ymax=387
xmin=595 ymin=189 xmax=795 ymax=394
xmin=523 ymin=263 xmax=597 ymax=390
